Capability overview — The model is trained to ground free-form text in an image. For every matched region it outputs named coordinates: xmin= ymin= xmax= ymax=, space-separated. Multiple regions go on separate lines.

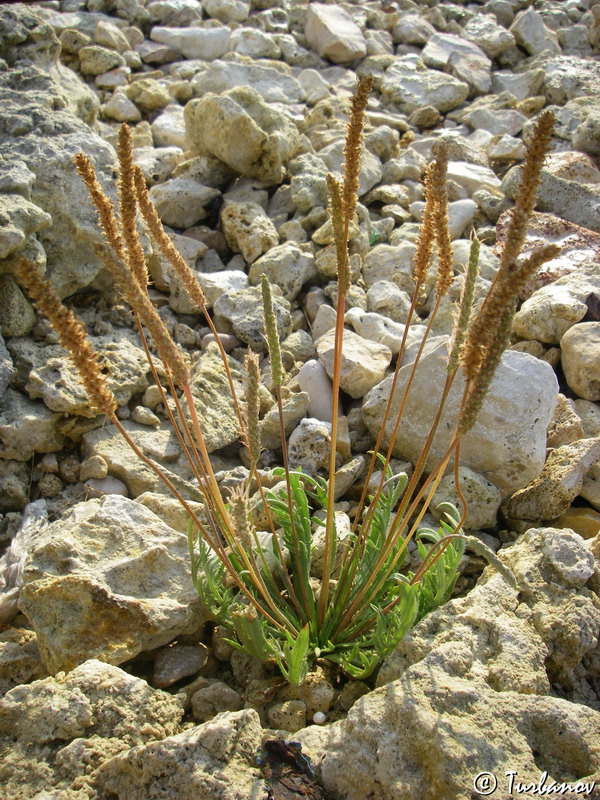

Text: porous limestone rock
xmin=0 ymin=388 xmax=64 ymax=461
xmin=422 ymin=33 xmax=492 ymax=94
xmin=504 ymin=438 xmax=600 ymax=522
xmin=203 ymin=0 xmax=249 ymax=24
xmin=260 ymin=390 xmax=310 ymax=450
xmin=248 ymin=243 xmax=316 ymax=301
xmin=268 ymin=700 xmax=307 ymax=733
xmin=220 ymin=201 xmax=279 ymax=263
xmin=513 ymin=286 xmax=589 ymax=344
xmin=462 ymin=14 xmax=516 ymax=59
xmin=504 ymin=168 xmax=600 ymax=234
xmin=191 ymin=681 xmax=243 ymax=723
xmin=79 ymin=44 xmax=126 ymax=74
xmin=185 ymin=343 xmax=246 ymax=452
xmin=0 ymin=6 xmax=120 ymax=297
xmin=81 ymin=420 xmax=190 ymax=497
xmin=345 ymin=308 xmax=423 ymax=356
xmin=0 ymin=273 xmax=36 ymax=337
xmin=125 ymin=77 xmax=171 ymax=112
xmin=318 ymin=138 xmax=383 ymax=197
xmin=96 ymin=708 xmax=264 ymax=799
xmin=195 ymin=269 xmax=249 ymax=310
xmin=185 ymin=86 xmax=300 ymax=183
xmin=213 ymin=284 xmax=291 ymax=351
xmin=0 ymin=659 xmax=184 ymax=798
xmin=510 ymin=8 xmax=561 ymax=56
xmin=362 ymin=339 xmax=559 ymax=497
xmin=10 ymin=331 xmax=150 ymax=417
xmin=148 ymin=178 xmax=220 ymax=228
xmin=288 ymin=417 xmax=331 ymax=476
xmin=547 ymin=394 xmax=585 ymax=448
xmin=17 ymin=496 xmax=202 ymax=672
xmin=316 ymin=328 xmax=392 ymax=399
xmin=0 ymin=627 xmax=45 ymax=697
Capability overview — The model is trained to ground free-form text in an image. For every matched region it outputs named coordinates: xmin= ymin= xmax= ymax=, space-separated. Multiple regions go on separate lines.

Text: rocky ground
xmin=1 ymin=0 xmax=600 ymax=798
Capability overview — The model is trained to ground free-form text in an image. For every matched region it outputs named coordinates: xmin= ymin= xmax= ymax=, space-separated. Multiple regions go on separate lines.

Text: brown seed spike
xmin=117 ymin=124 xmax=148 ymax=289
xmin=15 ymin=260 xmax=118 ymax=417
xmin=430 ymin=142 xmax=453 ymax=299
xmin=74 ymin=153 xmax=126 ymax=262
xmin=342 ymin=75 xmax=372 ymax=231
xmin=412 ymin=164 xmax=436 ymax=286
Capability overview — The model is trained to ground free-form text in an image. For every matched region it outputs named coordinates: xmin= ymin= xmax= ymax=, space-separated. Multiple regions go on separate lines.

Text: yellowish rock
xmin=551 ymin=507 xmax=600 ymax=539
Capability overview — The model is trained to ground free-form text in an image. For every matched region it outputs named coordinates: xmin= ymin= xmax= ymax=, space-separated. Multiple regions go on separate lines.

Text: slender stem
xmin=317 ymin=285 xmax=346 ymax=625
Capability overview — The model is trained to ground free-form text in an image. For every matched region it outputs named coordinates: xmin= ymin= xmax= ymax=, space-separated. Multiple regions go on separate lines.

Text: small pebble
xmin=131 ymin=405 xmax=161 ymax=426
xmin=313 ymin=711 xmax=327 ymax=725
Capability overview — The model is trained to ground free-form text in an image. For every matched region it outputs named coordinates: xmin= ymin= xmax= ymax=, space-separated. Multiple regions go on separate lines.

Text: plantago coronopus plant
xmin=17 ymin=84 xmax=558 ymax=685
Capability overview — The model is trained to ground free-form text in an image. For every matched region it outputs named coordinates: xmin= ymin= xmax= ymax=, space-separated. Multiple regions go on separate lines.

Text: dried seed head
xmin=412 ymin=164 xmax=436 ymax=286
xmin=261 ymin=274 xmax=283 ymax=387
xmin=74 ymin=153 xmax=126 ymax=262
xmin=117 ymin=124 xmax=148 ymax=288
xmin=326 ymin=173 xmax=350 ymax=295
xmin=244 ymin=349 xmax=262 ymax=465
xmin=342 ymin=74 xmax=372 ymax=227
xmin=430 ymin=142 xmax=453 ymax=299
xmin=15 ymin=260 xmax=117 ymax=416
xmin=228 ymin=484 xmax=254 ymax=553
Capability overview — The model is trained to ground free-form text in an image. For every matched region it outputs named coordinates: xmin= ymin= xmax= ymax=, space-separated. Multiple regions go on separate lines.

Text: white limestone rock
xmin=148 ymin=178 xmax=220 ymax=228
xmin=462 ymin=15 xmax=516 ymax=59
xmin=362 ymin=340 xmax=559 ymax=497
xmin=288 ymin=417 xmax=332 ymax=475
xmin=298 ymin=359 xmax=335 ymax=423
xmin=422 ymin=34 xmax=492 ymax=94
xmin=513 ymin=284 xmax=588 ymax=344
xmin=213 ymin=284 xmax=291 ymax=351
xmin=12 ymin=331 xmax=150 ymax=417
xmin=294 ymin=530 xmax=600 ymax=798
xmin=0 ymin=389 xmax=64 ymax=462
xmin=190 ymin=60 xmax=304 ymax=104
xmin=150 ymin=24 xmax=231 ymax=60
xmin=446 ymin=162 xmax=502 ymax=195
xmin=102 ymin=90 xmax=142 ymax=122
xmin=196 ymin=269 xmax=249 ymax=309
xmin=381 ymin=55 xmax=469 ymax=114
xmin=305 ymin=3 xmax=367 ymax=64
xmin=510 ymin=8 xmax=561 ymax=56
xmin=505 ymin=438 xmax=600 ymax=521
xmin=96 ymin=709 xmax=264 ymax=798
xmin=203 ymin=0 xmax=249 ymax=24
xmin=185 ymin=86 xmax=300 ymax=184
xmin=151 ymin=104 xmax=186 ymax=148
xmin=345 ymin=308 xmax=424 ymax=356
xmin=231 ymin=26 xmax=281 ymax=59
xmin=318 ymin=138 xmax=383 ymax=197
xmin=432 ymin=466 xmax=502 ymax=530
xmin=316 ymin=328 xmax=392 ymax=400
